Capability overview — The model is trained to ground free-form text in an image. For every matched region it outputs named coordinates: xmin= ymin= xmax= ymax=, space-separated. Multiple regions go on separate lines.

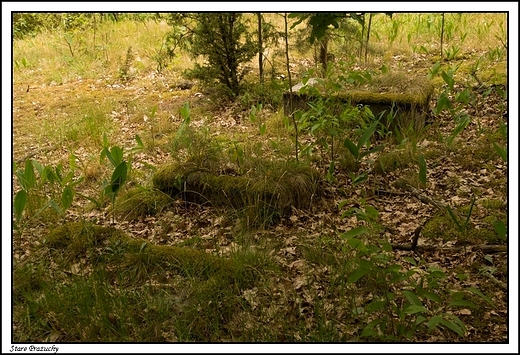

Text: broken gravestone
xmin=283 ymin=73 xmax=434 ymax=132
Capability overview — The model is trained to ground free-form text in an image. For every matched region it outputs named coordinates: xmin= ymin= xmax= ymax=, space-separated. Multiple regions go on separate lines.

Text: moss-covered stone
xmin=284 ymin=73 xmax=434 ymax=133
xmin=114 ymin=186 xmax=173 ymax=219
xmin=45 ymin=221 xmax=244 ymax=282
xmin=153 ymin=161 xmax=320 ymax=221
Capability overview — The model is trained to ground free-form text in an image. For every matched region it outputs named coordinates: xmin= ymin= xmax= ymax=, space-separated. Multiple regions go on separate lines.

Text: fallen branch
xmin=391 ymin=243 xmax=506 ymax=254
xmin=15 ymin=145 xmax=56 ymax=165
xmin=398 ymin=182 xmax=447 ymax=210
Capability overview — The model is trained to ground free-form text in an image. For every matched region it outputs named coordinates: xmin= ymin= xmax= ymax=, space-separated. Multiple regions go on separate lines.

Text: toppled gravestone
xmin=153 ymin=161 xmax=320 ymax=222
xmin=284 ymin=73 xmax=434 ymax=132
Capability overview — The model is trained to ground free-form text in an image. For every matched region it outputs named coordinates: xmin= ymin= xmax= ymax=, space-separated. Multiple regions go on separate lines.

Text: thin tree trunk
xmin=284 ymin=13 xmax=298 ymax=163
xmin=359 ymin=14 xmax=365 ymax=59
xmin=319 ymin=36 xmax=328 ymax=76
xmin=364 ymin=13 xmax=373 ymax=65
xmin=440 ymin=13 xmax=445 ymax=59
xmin=257 ymin=13 xmax=263 ymax=84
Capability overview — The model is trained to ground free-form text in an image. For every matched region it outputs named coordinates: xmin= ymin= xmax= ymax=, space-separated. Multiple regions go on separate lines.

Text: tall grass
xmin=13 ymin=18 xmax=173 ymax=85
xmin=366 ymin=13 xmax=506 ymax=56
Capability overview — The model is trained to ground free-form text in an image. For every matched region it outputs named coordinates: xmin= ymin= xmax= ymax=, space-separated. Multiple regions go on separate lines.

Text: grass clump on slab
xmin=153 ymin=160 xmax=320 ymax=226
xmin=114 ymin=186 xmax=174 ymax=219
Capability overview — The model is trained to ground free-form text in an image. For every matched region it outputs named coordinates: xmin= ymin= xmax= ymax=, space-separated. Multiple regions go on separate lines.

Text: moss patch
xmin=114 ymin=186 xmax=174 ymax=219
xmin=45 ymin=221 xmax=260 ymax=288
xmin=422 ymin=199 xmax=506 ymax=245
xmin=153 ymin=161 xmax=320 ymax=222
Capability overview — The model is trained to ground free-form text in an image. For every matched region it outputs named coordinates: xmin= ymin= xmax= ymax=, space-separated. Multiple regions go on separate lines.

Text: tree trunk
xmin=319 ymin=36 xmax=328 ymax=76
xmin=257 ymin=13 xmax=263 ymax=84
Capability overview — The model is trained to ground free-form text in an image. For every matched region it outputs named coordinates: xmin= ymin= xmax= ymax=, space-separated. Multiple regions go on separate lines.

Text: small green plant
xmin=445 ymin=44 xmax=460 ymax=61
xmin=492 ymin=220 xmax=507 ymax=241
xmin=249 ymin=103 xmax=266 ymax=135
xmin=446 ymin=195 xmax=476 ymax=252
xmin=118 ymin=46 xmax=135 ymax=83
xmin=145 ymin=105 xmax=158 ymax=147
xmin=343 ymin=117 xmax=384 ymax=186
xmin=492 ymin=122 xmax=507 ymax=162
xmin=13 ymin=157 xmax=83 ymax=232
xmin=228 ymin=141 xmax=245 ymax=174
xmin=418 ymin=154 xmax=427 ymax=187
xmin=338 ymin=203 xmax=496 ymax=340
xmin=97 ymin=133 xmax=133 ymax=221
xmin=432 ymin=63 xmax=476 ymax=147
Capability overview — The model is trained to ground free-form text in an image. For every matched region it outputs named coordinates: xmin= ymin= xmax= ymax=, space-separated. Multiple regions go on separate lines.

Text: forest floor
xmin=11 ymin=35 xmax=509 ymax=344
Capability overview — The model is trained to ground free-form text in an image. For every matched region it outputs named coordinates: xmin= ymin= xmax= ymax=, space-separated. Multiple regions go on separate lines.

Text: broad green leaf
xmin=451 ymin=291 xmax=466 ymax=301
xmin=14 ymin=190 xmax=27 ymax=224
xmin=448 ymin=113 xmax=471 ymax=145
xmin=455 ymin=88 xmax=471 ymax=104
xmin=110 ymin=146 xmax=124 ymax=167
xmin=422 ymin=291 xmax=442 ymax=303
xmin=358 ymin=119 xmax=379 ymax=149
xmin=61 ymin=185 xmax=74 ymax=210
xmin=135 ymin=134 xmax=144 ymax=148
xmin=402 ymin=290 xmax=423 ymax=307
xmin=31 ymin=159 xmax=44 ymax=175
xmin=435 ymin=92 xmax=452 ymax=114
xmin=360 ymin=318 xmax=381 ymax=337
xmin=418 ymin=154 xmax=427 ymax=186
xmin=404 ymin=305 xmax=427 ymax=314
xmin=343 ymin=138 xmax=359 ymax=160
xmin=492 ymin=220 xmax=506 ymax=240
xmin=352 ymin=172 xmax=368 ymax=186
xmin=359 ymin=144 xmax=384 ymax=159
xmin=428 ymin=61 xmax=441 ymax=79
xmin=259 ymin=123 xmax=266 ymax=135
xmin=467 ymin=287 xmax=495 ymax=308
xmin=441 ymin=70 xmax=454 ymax=90
xmin=365 ymin=300 xmax=386 ymax=314
xmin=327 ymin=161 xmax=336 ymax=182
xmin=68 ymin=153 xmax=77 ymax=171
xmin=493 ymin=142 xmax=507 ymax=162
xmin=338 ymin=200 xmax=350 ymax=210
xmin=41 ymin=166 xmax=57 ymax=183
xmin=342 ymin=226 xmax=369 ymax=239
xmin=347 ymin=238 xmax=365 ymax=250
xmin=427 ymin=315 xmax=442 ymax=331
xmin=403 ymin=256 xmax=417 ymax=266
xmin=495 ymin=86 xmax=507 ymax=99
xmin=444 ymin=313 xmax=467 ymax=334
xmin=110 ymin=161 xmax=128 ymax=194
xmin=347 ymin=267 xmax=370 ymax=284
xmin=249 ymin=105 xmax=257 ymax=122
xmin=21 ymin=160 xmax=36 ymax=190
xmin=416 ymin=315 xmax=427 ymax=326
xmin=102 ymin=147 xmax=116 ymax=167
xmin=364 ymin=205 xmax=379 ymax=221
xmin=426 ymin=266 xmax=446 ymax=278
xmin=440 ymin=319 xmax=464 ymax=336
xmin=180 ymin=102 xmax=190 ymax=122
xmin=48 ymin=199 xmax=63 ymax=215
